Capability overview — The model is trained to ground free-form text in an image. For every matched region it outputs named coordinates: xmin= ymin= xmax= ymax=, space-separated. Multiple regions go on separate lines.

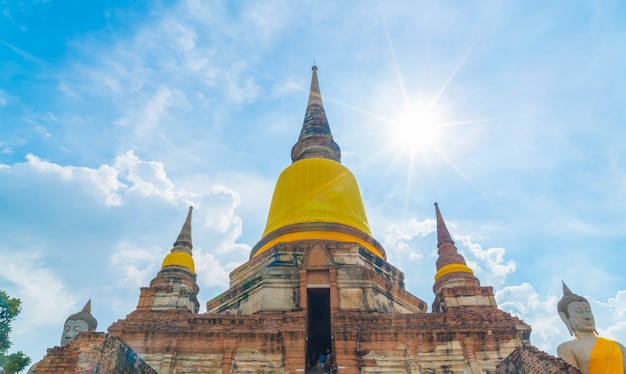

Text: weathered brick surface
xmin=497 ymin=345 xmax=581 ymax=374
xmin=332 ymin=307 xmax=530 ymax=373
xmin=32 ymin=332 xmax=156 ymax=374
xmin=208 ymin=241 xmax=427 ymax=315
xmin=33 ymin=249 xmax=572 ymax=374
xmin=106 ymin=306 xmax=537 ymax=373
xmin=108 ymin=309 xmax=305 ymax=373
xmin=103 ymin=241 xmax=554 ymax=373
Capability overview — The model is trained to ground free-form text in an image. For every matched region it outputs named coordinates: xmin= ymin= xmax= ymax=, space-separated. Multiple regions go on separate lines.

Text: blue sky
xmin=2 ymin=0 xmax=626 ymax=365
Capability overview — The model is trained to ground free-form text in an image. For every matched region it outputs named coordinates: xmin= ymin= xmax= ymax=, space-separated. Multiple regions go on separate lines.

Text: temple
xmin=32 ymin=67 xmax=582 ymax=373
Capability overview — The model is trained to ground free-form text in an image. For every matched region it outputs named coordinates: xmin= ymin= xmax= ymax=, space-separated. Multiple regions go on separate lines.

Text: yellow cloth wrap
xmin=161 ymin=251 xmax=195 ymax=273
xmin=590 ymin=337 xmax=624 ymax=374
xmin=434 ymin=263 xmax=474 ymax=281
xmin=253 ymin=231 xmax=384 ymax=259
xmin=262 ymin=158 xmax=372 ymax=237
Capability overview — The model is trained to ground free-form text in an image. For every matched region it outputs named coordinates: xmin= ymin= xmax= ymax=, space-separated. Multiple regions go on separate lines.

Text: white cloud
xmin=224 ymin=61 xmax=261 ymax=104
xmin=605 ymin=320 xmax=626 ymax=343
xmin=0 ymin=134 xmax=26 ymax=155
xmin=455 ymin=233 xmax=516 ymax=285
xmin=4 ymin=151 xmax=207 ymax=208
xmin=183 ymin=0 xmax=225 ymax=25
xmin=198 ymin=184 xmax=251 ymax=256
xmin=380 ymin=216 xmax=515 ymax=287
xmin=110 ymin=241 xmax=165 ymax=288
xmin=589 ymin=290 xmax=626 ymax=344
xmin=0 ymin=251 xmax=75 ymax=330
xmin=194 ymin=249 xmax=230 ymax=289
xmin=497 ymin=283 xmax=555 ymax=317
xmin=496 ymin=283 xmax=564 ymax=353
xmin=271 ymin=77 xmax=303 ymax=98
xmin=0 ymin=150 xmax=252 ymax=317
xmin=203 ymin=185 xmax=241 ymax=232
xmin=114 ymin=85 xmax=176 ymax=136
xmin=161 ymin=17 xmax=198 ymax=52
xmin=239 ymin=0 xmax=293 ymax=45
xmin=25 ymin=154 xmax=126 ymax=206
xmin=607 ymin=290 xmax=626 ymax=317
xmin=114 ymin=151 xmax=194 ymax=203
xmin=382 ymin=217 xmax=435 ymax=254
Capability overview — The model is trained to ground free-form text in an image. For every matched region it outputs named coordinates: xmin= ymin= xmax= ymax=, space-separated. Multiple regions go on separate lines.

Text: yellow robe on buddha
xmin=589 ymin=337 xmax=624 ymax=374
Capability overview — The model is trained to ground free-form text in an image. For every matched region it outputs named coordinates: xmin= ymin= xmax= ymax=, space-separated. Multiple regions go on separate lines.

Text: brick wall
xmin=497 ymin=345 xmax=581 ymax=374
xmin=32 ymin=332 xmax=156 ymax=374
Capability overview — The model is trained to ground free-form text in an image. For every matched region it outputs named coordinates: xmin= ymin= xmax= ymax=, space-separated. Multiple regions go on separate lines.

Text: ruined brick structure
xmin=496 ymin=346 xmax=581 ymax=373
xmin=34 ymin=67 xmax=576 ymax=373
xmin=31 ymin=332 xmax=156 ymax=374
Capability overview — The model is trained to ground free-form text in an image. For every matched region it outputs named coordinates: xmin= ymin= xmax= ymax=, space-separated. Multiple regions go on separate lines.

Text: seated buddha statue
xmin=557 ymin=282 xmax=626 ymax=374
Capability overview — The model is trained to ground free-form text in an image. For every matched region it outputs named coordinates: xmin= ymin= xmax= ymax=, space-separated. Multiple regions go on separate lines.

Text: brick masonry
xmin=497 ymin=345 xmax=582 ymax=374
xmin=33 ymin=239 xmax=576 ymax=374
xmin=31 ymin=332 xmax=156 ymax=374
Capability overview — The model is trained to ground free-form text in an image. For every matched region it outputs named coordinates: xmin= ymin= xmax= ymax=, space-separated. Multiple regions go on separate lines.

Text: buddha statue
xmin=28 ymin=300 xmax=98 ymax=373
xmin=557 ymin=282 xmax=626 ymax=373
xmin=60 ymin=300 xmax=97 ymax=346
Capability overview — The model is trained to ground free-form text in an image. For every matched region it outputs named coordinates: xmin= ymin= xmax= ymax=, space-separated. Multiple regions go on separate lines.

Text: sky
xmin=2 ymin=0 xmax=626 ymax=366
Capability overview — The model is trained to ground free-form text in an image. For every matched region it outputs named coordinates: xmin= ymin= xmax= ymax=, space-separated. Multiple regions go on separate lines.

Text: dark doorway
xmin=306 ymin=288 xmax=331 ymax=369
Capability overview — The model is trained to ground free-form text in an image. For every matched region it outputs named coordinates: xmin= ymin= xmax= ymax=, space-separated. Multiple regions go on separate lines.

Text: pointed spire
xmin=173 ymin=206 xmax=193 ymax=254
xmin=435 ymin=202 xmax=454 ymax=248
xmin=433 ymin=203 xmax=475 ymax=281
xmin=161 ymin=206 xmax=195 ymax=273
xmin=432 ymin=204 xmax=497 ymax=311
xmin=143 ymin=207 xmax=199 ymax=313
xmin=291 ymin=65 xmax=341 ymax=163
xmin=308 ymin=64 xmax=323 ymax=107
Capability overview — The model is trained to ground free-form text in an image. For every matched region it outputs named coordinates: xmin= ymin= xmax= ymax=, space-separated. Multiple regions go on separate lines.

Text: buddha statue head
xmin=557 ymin=282 xmax=597 ymax=337
xmin=60 ymin=300 xmax=97 ymax=346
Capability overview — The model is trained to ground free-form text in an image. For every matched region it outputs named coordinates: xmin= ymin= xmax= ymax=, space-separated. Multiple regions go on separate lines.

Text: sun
xmin=387 ymin=103 xmax=443 ymax=155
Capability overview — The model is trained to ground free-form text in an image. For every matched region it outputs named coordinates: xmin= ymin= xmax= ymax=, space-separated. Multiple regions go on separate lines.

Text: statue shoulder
xmin=557 ymin=339 xmax=576 ymax=351
xmin=557 ymin=339 xmax=579 ymax=367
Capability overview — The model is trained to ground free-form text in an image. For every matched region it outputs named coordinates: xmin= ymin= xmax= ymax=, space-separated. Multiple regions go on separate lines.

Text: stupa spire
xmin=161 ymin=206 xmax=195 ymax=273
xmin=432 ymin=203 xmax=497 ymax=311
xmin=435 ymin=202 xmax=454 ymax=248
xmin=291 ymin=65 xmax=341 ymax=163
xmin=433 ymin=203 xmax=476 ymax=285
xmin=250 ymin=66 xmax=386 ymax=261
xmin=173 ymin=206 xmax=193 ymax=254
xmin=137 ymin=206 xmax=200 ymax=313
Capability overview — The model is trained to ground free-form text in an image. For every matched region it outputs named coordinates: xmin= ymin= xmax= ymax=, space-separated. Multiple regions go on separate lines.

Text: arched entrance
xmin=307 ymin=286 xmax=331 ymax=371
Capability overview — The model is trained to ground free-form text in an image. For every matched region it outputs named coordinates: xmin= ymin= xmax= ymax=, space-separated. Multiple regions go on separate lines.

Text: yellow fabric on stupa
xmin=590 ymin=337 xmax=624 ymax=374
xmin=434 ymin=263 xmax=474 ymax=281
xmin=162 ymin=251 xmax=195 ymax=273
xmin=262 ymin=158 xmax=372 ymax=236
xmin=257 ymin=158 xmax=376 ymax=257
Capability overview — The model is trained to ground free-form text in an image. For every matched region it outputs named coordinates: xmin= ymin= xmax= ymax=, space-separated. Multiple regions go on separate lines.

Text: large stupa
xmin=31 ymin=67 xmax=581 ymax=374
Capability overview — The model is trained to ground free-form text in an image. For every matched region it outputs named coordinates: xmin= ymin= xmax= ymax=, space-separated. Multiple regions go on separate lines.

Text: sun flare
xmin=388 ymin=104 xmax=443 ymax=153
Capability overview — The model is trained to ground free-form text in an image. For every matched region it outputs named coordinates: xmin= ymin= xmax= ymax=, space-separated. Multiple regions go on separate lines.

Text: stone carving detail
xmin=556 ymin=282 xmax=626 ymax=373
xmin=60 ymin=300 xmax=97 ymax=346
